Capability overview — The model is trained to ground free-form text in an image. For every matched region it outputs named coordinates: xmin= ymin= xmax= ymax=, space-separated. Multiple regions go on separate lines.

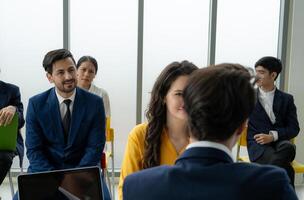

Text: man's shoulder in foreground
xmin=123 ymin=154 xmax=297 ymax=200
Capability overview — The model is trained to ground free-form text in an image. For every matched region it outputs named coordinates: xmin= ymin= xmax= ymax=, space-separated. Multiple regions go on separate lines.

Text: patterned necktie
xmin=62 ymin=99 xmax=72 ymax=143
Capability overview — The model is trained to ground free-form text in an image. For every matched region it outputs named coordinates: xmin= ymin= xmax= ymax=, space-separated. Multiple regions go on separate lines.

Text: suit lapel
xmin=0 ymin=82 xmax=8 ymax=108
xmin=46 ymin=88 xmax=65 ymax=143
xmin=256 ymin=90 xmax=274 ymax=124
xmin=0 ymin=94 xmax=8 ymax=108
xmin=272 ymin=89 xmax=282 ymax=119
xmin=68 ymin=88 xmax=85 ymax=146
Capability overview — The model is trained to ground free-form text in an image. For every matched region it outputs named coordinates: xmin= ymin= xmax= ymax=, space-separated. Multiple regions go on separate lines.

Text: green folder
xmin=0 ymin=114 xmax=18 ymax=151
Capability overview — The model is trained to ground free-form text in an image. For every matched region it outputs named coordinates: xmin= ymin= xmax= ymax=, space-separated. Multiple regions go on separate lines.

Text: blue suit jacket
xmin=0 ymin=81 xmax=25 ymax=166
xmin=123 ymin=147 xmax=297 ymax=200
xmin=247 ymin=89 xmax=300 ymax=161
xmin=26 ymin=87 xmax=106 ymax=172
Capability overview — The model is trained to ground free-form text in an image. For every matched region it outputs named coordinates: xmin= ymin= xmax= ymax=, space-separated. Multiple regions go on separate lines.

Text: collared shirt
xmin=186 ymin=140 xmax=234 ymax=161
xmin=258 ymin=87 xmax=278 ymax=141
xmin=55 ymin=88 xmax=76 ymax=120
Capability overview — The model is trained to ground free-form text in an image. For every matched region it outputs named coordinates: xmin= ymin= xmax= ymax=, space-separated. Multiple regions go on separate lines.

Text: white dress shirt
xmin=258 ymin=87 xmax=278 ymax=141
xmin=55 ymin=88 xmax=76 ymax=120
xmin=186 ymin=141 xmax=234 ymax=161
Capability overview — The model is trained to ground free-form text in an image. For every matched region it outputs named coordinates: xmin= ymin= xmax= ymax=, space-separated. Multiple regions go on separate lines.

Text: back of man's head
xmin=43 ymin=49 xmax=76 ymax=74
xmin=183 ymin=63 xmax=256 ymax=142
xmin=254 ymin=56 xmax=282 ymax=80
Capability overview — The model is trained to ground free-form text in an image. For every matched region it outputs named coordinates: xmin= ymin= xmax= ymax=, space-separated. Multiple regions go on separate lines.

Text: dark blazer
xmin=25 ymin=87 xmax=106 ymax=172
xmin=247 ymin=89 xmax=300 ymax=161
xmin=0 ymin=81 xmax=25 ymax=166
xmin=123 ymin=147 xmax=297 ymax=200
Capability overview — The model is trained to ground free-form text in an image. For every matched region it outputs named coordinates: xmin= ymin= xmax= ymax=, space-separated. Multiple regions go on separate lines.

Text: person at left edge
xmin=23 ymin=49 xmax=110 ymax=199
xmin=0 ymin=80 xmax=25 ymax=185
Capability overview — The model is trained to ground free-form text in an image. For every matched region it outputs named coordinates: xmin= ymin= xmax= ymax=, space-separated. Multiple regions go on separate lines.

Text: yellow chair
xmin=103 ymin=117 xmax=115 ymax=200
xmin=236 ymin=128 xmax=304 ymax=180
xmin=290 ymin=139 xmax=304 ymax=174
xmin=235 ymin=126 xmax=250 ymax=162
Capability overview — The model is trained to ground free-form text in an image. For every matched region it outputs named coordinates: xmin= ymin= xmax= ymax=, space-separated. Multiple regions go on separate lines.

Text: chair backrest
xmin=236 ymin=126 xmax=248 ymax=161
xmin=238 ymin=126 xmax=248 ymax=147
xmin=106 ymin=117 xmax=114 ymax=142
xmin=103 ymin=118 xmax=115 ymax=199
xmin=0 ymin=114 xmax=18 ymax=151
xmin=106 ymin=117 xmax=111 ymax=134
xmin=101 ymin=117 xmax=114 ymax=173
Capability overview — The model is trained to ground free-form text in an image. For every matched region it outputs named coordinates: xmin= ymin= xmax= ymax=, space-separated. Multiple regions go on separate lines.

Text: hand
xmin=254 ymin=133 xmax=274 ymax=145
xmin=0 ymin=106 xmax=16 ymax=126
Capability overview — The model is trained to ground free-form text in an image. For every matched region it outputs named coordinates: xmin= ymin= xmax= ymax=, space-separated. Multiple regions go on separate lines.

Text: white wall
xmin=69 ymin=0 xmax=138 ymax=170
xmin=216 ymin=0 xmax=280 ymax=66
xmin=1 ymin=1 xmax=301 ymax=174
xmin=287 ymin=0 xmax=304 ymax=181
xmin=0 ymin=0 xmax=63 ymax=169
xmin=142 ymin=0 xmax=210 ymax=120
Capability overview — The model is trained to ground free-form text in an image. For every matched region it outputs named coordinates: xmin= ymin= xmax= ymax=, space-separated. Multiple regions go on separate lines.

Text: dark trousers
xmin=255 ymin=140 xmax=296 ymax=187
xmin=0 ymin=151 xmax=15 ymax=185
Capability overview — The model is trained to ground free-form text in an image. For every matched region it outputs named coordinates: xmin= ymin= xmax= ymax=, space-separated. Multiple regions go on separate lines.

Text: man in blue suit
xmin=23 ymin=49 xmax=110 ymax=199
xmin=123 ymin=64 xmax=297 ymax=200
xmin=247 ymin=56 xmax=300 ymax=186
xmin=0 ymin=80 xmax=25 ymax=185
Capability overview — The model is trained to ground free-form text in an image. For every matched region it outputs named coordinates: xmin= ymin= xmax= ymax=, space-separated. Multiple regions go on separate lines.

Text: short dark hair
xmin=76 ymin=56 xmax=98 ymax=74
xmin=254 ymin=56 xmax=282 ymax=80
xmin=183 ymin=63 xmax=256 ymax=141
xmin=43 ymin=49 xmax=76 ymax=74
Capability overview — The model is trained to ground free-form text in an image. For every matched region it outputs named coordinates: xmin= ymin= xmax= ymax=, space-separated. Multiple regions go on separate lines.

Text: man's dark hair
xmin=76 ymin=56 xmax=99 ymax=74
xmin=43 ymin=49 xmax=76 ymax=74
xmin=183 ymin=63 xmax=256 ymax=141
xmin=254 ymin=56 xmax=282 ymax=80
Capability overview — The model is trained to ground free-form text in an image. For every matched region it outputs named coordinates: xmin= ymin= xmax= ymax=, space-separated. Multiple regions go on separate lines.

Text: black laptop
xmin=18 ymin=166 xmax=103 ymax=200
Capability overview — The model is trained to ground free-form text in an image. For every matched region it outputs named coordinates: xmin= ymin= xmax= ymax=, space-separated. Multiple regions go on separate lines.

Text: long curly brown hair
xmin=143 ymin=61 xmax=198 ymax=169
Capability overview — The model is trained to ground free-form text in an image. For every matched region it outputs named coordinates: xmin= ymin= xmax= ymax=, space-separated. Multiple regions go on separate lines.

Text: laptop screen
xmin=18 ymin=167 xmax=103 ymax=200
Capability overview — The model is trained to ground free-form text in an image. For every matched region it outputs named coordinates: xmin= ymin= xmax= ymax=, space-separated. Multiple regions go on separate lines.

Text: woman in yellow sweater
xmin=118 ymin=61 xmax=198 ymax=199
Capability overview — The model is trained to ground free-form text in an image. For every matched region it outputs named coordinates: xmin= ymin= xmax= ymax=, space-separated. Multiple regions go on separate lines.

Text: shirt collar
xmin=88 ymin=84 xmax=94 ymax=92
xmin=186 ymin=141 xmax=234 ymax=161
xmin=55 ymin=88 xmax=76 ymax=104
xmin=259 ymin=87 xmax=276 ymax=97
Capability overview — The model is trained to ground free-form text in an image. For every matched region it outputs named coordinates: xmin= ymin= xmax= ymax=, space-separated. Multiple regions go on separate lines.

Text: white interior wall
xmin=1 ymin=1 xmax=302 ymax=175
xmin=287 ymin=0 xmax=304 ymax=181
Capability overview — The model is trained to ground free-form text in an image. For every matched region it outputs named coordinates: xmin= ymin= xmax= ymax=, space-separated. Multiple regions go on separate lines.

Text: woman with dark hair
xmin=76 ymin=56 xmax=111 ymax=117
xmin=118 ymin=61 xmax=198 ymax=199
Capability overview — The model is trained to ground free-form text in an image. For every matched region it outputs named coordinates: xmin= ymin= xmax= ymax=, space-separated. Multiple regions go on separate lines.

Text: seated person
xmin=19 ymin=49 xmax=110 ymax=200
xmin=247 ymin=56 xmax=300 ymax=186
xmin=118 ymin=61 xmax=198 ymax=199
xmin=0 ymin=80 xmax=25 ymax=185
xmin=123 ymin=63 xmax=297 ymax=200
xmin=76 ymin=56 xmax=111 ymax=117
